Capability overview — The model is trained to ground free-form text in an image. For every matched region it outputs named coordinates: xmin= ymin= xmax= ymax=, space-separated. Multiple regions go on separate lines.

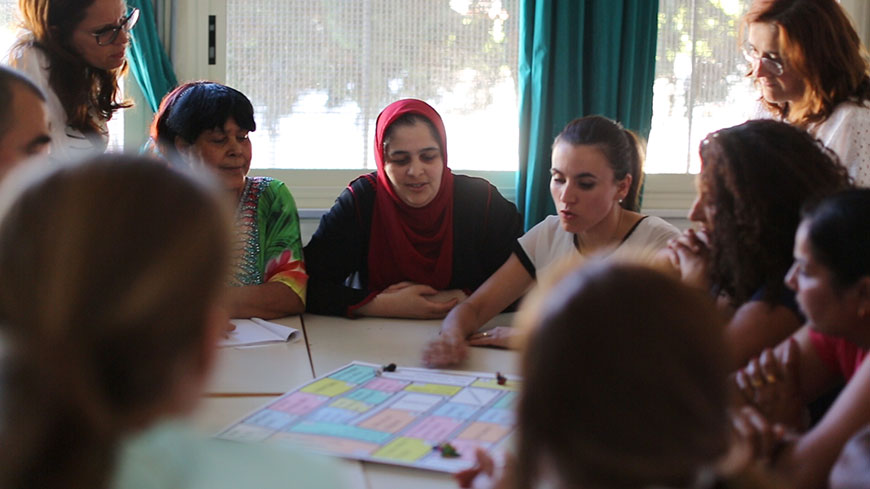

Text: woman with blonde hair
xmin=0 ymin=156 xmax=340 ymax=489
xmin=743 ymin=0 xmax=870 ymax=184
xmin=8 ymin=0 xmax=136 ymax=161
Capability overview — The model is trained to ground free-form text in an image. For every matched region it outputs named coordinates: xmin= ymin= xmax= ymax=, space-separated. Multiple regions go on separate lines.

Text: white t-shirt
xmin=809 ymin=101 xmax=870 ymax=187
xmin=516 ymin=214 xmax=679 ymax=277
xmin=8 ymin=46 xmax=108 ymax=164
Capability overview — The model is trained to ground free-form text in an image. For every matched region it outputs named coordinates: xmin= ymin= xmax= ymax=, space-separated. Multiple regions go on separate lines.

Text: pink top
xmin=809 ymin=329 xmax=869 ymax=381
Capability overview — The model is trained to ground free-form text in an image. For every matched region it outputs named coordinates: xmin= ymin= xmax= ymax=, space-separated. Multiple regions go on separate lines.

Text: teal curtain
xmin=517 ymin=0 xmax=659 ymax=230
xmin=127 ymin=0 xmax=178 ymax=112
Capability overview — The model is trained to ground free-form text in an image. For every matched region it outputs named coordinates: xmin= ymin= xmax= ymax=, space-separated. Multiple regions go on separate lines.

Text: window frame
xmin=169 ymin=0 xmax=697 ymax=215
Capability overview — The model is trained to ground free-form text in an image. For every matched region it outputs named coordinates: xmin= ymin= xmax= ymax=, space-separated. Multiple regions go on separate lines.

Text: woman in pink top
xmin=734 ymin=189 xmax=870 ymax=489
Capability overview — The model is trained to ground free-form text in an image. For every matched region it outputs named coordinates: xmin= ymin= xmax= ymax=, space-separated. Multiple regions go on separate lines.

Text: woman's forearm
xmin=225 ymin=282 xmax=304 ymax=319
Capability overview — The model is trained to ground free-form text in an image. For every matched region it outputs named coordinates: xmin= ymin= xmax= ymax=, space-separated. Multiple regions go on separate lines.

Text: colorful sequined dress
xmin=230 ymin=176 xmax=307 ymax=303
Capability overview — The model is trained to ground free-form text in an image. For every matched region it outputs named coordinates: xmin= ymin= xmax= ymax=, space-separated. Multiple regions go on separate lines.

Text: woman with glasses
xmin=7 ymin=0 xmax=138 ymax=162
xmin=743 ymin=0 xmax=870 ymax=186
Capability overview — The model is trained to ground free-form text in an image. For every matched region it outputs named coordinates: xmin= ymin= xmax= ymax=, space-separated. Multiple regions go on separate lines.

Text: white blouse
xmin=9 ymin=45 xmax=108 ymax=164
xmin=750 ymin=99 xmax=870 ymax=187
xmin=809 ymin=101 xmax=870 ymax=187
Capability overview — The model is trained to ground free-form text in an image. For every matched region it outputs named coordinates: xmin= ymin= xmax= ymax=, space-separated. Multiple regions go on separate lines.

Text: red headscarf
xmin=367 ymin=99 xmax=455 ymax=291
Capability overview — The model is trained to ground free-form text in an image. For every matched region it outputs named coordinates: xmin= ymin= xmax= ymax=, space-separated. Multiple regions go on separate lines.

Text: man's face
xmin=0 ymin=83 xmax=50 ymax=180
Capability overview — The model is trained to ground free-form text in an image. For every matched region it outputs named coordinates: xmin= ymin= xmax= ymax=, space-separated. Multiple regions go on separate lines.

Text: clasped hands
xmin=666 ymin=228 xmax=712 ymax=290
xmin=357 ymin=281 xmax=467 ymax=319
xmin=730 ymin=338 xmax=806 ymax=462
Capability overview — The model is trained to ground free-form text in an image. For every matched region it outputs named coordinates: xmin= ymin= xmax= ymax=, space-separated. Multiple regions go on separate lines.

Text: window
xmin=1 ymin=1 xmax=17 ymax=55
xmin=646 ymin=0 xmax=756 ymax=174
xmin=224 ymin=0 xmax=519 ymax=171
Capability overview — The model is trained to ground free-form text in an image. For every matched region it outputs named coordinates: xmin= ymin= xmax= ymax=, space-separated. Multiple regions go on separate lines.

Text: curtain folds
xmin=127 ymin=0 xmax=178 ymax=112
xmin=517 ymin=0 xmax=659 ymax=230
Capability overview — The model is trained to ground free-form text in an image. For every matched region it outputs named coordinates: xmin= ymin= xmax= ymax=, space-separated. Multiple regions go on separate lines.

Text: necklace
xmin=575 ymin=207 xmax=624 ymax=255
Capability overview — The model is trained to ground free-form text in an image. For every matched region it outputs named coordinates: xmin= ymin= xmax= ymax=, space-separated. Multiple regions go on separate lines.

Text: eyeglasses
xmin=742 ymin=43 xmax=784 ymax=77
xmin=90 ymin=7 xmax=139 ymax=46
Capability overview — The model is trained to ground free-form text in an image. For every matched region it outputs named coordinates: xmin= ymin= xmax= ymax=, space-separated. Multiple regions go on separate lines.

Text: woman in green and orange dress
xmin=151 ymin=81 xmax=306 ymax=319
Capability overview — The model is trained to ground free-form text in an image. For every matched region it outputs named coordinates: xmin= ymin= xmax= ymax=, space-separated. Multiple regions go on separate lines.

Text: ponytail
xmin=620 ymin=128 xmax=645 ymax=212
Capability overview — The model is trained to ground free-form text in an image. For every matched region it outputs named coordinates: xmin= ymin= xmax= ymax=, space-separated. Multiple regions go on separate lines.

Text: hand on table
xmin=734 ymin=338 xmax=807 ymax=431
xmin=467 ymin=326 xmax=515 ymax=349
xmin=454 ymin=448 xmax=513 ymax=489
xmin=667 ymin=228 xmax=712 ymax=291
xmin=358 ymin=282 xmax=464 ymax=319
xmin=426 ymin=288 xmax=469 ymax=305
xmin=422 ymin=326 xmax=469 ymax=367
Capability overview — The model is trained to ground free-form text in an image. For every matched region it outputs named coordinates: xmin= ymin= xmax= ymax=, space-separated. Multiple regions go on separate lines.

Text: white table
xmin=193 ymin=396 xmax=280 ymax=434
xmin=302 ymin=313 xmax=521 ymax=377
xmin=205 ymin=315 xmax=314 ymax=394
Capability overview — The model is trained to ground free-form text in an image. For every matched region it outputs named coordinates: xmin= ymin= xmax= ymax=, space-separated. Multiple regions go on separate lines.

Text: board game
xmin=216 ymin=361 xmax=519 ymax=472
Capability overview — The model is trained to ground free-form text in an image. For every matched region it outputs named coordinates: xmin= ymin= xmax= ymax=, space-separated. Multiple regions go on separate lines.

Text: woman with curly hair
xmin=7 ymin=0 xmax=135 ymax=161
xmin=669 ymin=119 xmax=851 ymax=368
xmin=743 ymin=0 xmax=870 ymax=184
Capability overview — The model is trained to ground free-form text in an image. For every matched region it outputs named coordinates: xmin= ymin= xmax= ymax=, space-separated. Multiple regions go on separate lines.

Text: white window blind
xmin=225 ymin=0 xmax=518 ymax=170
xmin=647 ymin=0 xmax=757 ymax=174
xmin=1 ymin=1 xmax=18 ymax=56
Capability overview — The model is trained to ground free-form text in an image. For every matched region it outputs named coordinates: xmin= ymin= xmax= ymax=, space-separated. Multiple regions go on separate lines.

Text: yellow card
xmin=373 ymin=437 xmax=432 ymax=462
xmin=301 ymin=378 xmax=353 ymax=397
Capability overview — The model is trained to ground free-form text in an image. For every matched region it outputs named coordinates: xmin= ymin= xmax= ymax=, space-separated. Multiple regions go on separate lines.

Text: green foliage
xmin=656 ymin=0 xmax=747 ymax=107
xmin=227 ymin=0 xmax=519 ymax=132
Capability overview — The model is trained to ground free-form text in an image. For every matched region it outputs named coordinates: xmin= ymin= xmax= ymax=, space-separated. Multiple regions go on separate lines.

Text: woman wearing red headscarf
xmin=304 ymin=99 xmax=522 ymax=318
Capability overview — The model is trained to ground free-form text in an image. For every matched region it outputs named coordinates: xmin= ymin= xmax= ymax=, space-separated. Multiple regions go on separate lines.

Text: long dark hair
xmin=0 ymin=155 xmax=230 ymax=489
xmin=554 ymin=115 xmax=645 ymax=212
xmin=10 ymin=0 xmax=131 ymax=134
xmin=699 ymin=119 xmax=851 ymax=305
xmin=514 ymin=261 xmax=730 ymax=489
